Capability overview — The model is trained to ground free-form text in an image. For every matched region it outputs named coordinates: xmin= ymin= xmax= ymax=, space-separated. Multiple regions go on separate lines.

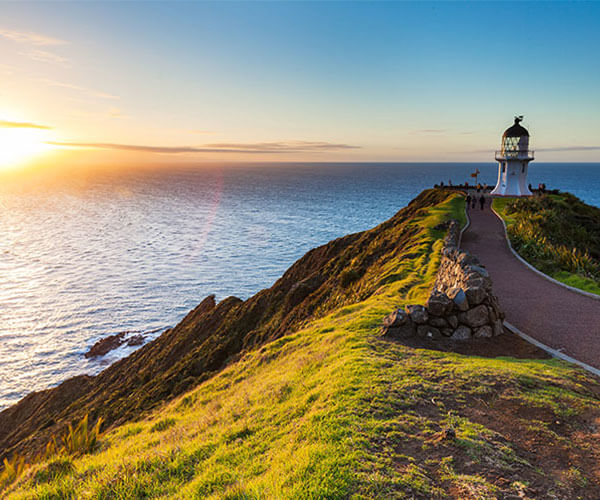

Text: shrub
xmin=0 ymin=454 xmax=26 ymax=490
xmin=61 ymin=414 xmax=104 ymax=456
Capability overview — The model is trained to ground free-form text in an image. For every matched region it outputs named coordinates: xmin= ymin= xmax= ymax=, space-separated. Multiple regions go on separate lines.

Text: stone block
xmin=383 ymin=308 xmax=409 ymax=328
xmin=428 ymin=316 xmax=448 ymax=328
xmin=426 ymin=291 xmax=453 ymax=316
xmin=465 ymin=286 xmax=487 ymax=306
xmin=474 ymin=325 xmax=493 ymax=338
xmin=406 ymin=304 xmax=428 ymax=324
xmin=447 ymin=315 xmax=458 ymax=328
xmin=417 ymin=324 xmax=441 ymax=339
xmin=493 ymin=319 xmax=504 ymax=337
xmin=448 ymin=287 xmax=469 ymax=311
xmin=451 ymin=325 xmax=472 ymax=340
xmin=458 ymin=304 xmax=489 ymax=328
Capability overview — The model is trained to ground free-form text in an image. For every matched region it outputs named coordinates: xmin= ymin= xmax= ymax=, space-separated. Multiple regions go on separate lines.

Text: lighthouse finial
xmin=514 ymin=115 xmax=523 ymax=124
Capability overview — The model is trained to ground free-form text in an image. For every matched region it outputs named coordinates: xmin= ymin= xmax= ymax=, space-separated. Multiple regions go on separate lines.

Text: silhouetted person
xmin=479 ymin=194 xmax=485 ymax=210
xmin=466 ymin=194 xmax=471 ymax=208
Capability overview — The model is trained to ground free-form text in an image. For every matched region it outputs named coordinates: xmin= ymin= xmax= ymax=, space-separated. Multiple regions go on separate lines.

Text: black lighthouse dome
xmin=503 ymin=116 xmax=529 ymax=138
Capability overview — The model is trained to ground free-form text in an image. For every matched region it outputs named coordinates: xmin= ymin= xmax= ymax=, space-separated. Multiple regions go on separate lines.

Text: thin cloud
xmin=0 ymin=28 xmax=66 ymax=46
xmin=39 ymin=79 xmax=119 ymax=100
xmin=21 ymin=49 xmax=69 ymax=65
xmin=203 ymin=141 xmax=360 ymax=151
xmin=0 ymin=120 xmax=51 ymax=130
xmin=536 ymin=146 xmax=600 ymax=152
xmin=47 ymin=140 xmax=360 ymax=154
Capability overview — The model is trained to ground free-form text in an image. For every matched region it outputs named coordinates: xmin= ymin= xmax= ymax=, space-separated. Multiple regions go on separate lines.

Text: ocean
xmin=1 ymin=162 xmax=599 ymax=410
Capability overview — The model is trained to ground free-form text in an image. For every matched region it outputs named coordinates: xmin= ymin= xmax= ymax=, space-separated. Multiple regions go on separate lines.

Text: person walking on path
xmin=466 ymin=194 xmax=472 ymax=209
xmin=479 ymin=194 xmax=486 ymax=210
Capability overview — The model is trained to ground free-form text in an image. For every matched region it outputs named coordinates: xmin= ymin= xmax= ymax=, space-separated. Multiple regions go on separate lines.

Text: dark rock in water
xmin=126 ymin=335 xmax=145 ymax=347
xmin=85 ymin=331 xmax=151 ymax=358
xmin=85 ymin=332 xmax=127 ymax=358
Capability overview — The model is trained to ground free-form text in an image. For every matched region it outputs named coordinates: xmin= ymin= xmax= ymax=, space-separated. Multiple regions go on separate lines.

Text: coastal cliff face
xmin=0 ymin=189 xmax=457 ymax=461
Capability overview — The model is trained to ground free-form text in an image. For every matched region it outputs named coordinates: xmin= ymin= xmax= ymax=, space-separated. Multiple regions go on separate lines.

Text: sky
xmin=1 ymin=1 xmax=600 ymax=170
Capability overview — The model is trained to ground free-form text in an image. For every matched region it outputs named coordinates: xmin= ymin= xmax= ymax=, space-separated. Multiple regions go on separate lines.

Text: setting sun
xmin=0 ymin=126 xmax=54 ymax=169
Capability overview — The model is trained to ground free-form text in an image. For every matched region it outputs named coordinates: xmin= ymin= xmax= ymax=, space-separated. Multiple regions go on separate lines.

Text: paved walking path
xmin=461 ymin=199 xmax=600 ymax=370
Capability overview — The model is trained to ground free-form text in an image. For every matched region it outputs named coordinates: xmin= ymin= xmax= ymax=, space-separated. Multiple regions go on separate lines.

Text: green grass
xmin=4 ymin=192 xmax=599 ymax=499
xmin=493 ymin=194 xmax=600 ymax=295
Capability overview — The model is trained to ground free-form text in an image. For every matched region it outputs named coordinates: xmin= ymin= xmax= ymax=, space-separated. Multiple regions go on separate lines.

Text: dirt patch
xmin=393 ymin=328 xmax=550 ymax=360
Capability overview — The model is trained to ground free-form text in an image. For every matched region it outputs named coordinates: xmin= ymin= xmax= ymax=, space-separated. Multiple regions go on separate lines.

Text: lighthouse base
xmin=490 ymin=160 xmax=532 ymax=197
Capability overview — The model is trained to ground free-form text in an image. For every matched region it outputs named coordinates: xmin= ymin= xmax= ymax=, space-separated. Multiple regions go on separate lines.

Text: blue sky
xmin=1 ymin=1 xmax=599 ymax=167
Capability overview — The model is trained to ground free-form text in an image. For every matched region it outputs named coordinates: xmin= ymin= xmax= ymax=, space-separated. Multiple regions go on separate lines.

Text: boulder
xmin=383 ymin=308 xmax=409 ymax=328
xmin=467 ymin=264 xmax=489 ymax=278
xmin=417 ymin=325 xmax=441 ymax=339
xmin=465 ymin=286 xmax=487 ymax=306
xmin=458 ymin=304 xmax=489 ymax=328
xmin=451 ymin=325 xmax=471 ymax=340
xmin=126 ymin=334 xmax=144 ymax=346
xmin=466 ymin=276 xmax=485 ymax=289
xmin=406 ymin=305 xmax=429 ymax=324
xmin=493 ymin=319 xmax=504 ymax=337
xmin=426 ymin=291 xmax=453 ymax=316
xmin=447 ymin=315 xmax=459 ymax=328
xmin=441 ymin=327 xmax=454 ymax=337
xmin=448 ymin=287 xmax=469 ymax=312
xmin=474 ymin=325 xmax=493 ymax=338
xmin=428 ymin=316 xmax=448 ymax=328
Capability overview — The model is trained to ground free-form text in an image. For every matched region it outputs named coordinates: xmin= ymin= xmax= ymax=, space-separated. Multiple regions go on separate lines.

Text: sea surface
xmin=1 ymin=162 xmax=599 ymax=410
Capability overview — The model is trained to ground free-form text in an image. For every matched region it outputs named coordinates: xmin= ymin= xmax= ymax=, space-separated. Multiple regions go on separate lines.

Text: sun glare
xmin=0 ymin=128 xmax=54 ymax=170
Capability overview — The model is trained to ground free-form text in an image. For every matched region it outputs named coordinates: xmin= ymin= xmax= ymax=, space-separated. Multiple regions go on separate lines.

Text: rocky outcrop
xmin=383 ymin=220 xmax=504 ymax=340
xmin=85 ymin=330 xmax=154 ymax=358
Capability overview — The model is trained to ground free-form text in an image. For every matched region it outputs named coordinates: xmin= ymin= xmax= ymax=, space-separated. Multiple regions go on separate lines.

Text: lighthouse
xmin=491 ymin=116 xmax=534 ymax=196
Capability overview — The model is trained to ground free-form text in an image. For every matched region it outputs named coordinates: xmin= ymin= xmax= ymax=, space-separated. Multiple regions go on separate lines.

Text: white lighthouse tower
xmin=491 ymin=116 xmax=534 ymax=196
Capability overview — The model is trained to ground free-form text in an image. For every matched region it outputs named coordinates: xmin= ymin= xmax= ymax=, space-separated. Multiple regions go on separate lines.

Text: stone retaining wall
xmin=382 ymin=220 xmax=504 ymax=340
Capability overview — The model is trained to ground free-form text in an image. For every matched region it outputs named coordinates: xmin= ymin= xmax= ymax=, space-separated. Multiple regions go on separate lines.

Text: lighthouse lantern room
xmin=491 ymin=116 xmax=534 ymax=197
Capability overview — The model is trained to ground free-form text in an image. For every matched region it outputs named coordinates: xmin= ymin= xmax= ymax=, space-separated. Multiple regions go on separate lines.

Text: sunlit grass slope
xmin=494 ymin=193 xmax=600 ymax=295
xmin=5 ymin=191 xmax=600 ymax=499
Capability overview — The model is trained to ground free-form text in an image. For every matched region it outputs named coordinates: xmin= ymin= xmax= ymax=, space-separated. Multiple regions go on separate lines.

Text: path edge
xmin=504 ymin=321 xmax=600 ymax=378
xmin=457 ymin=192 xmax=470 ymax=248
xmin=491 ymin=204 xmax=600 ymax=301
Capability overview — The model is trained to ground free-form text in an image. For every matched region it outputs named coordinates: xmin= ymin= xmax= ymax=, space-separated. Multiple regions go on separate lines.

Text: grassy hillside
xmin=493 ymin=193 xmax=600 ymax=295
xmin=4 ymin=190 xmax=600 ymax=499
xmin=0 ymin=189 xmax=461 ymax=462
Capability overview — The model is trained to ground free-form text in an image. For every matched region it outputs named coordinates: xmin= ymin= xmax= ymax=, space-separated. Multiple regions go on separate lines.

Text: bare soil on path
xmin=461 ymin=200 xmax=600 ymax=370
